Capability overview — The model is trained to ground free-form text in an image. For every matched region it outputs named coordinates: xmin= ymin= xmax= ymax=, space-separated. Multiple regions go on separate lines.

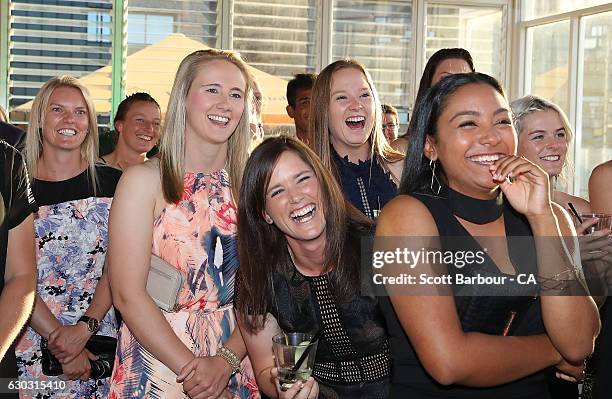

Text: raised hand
xmin=490 ymin=156 xmax=551 ymax=217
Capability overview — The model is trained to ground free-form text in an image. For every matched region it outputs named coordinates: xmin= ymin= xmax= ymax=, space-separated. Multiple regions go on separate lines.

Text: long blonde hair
xmin=160 ymin=49 xmax=253 ymax=203
xmin=24 ymin=76 xmax=99 ymax=190
xmin=310 ymin=59 xmax=403 ymax=176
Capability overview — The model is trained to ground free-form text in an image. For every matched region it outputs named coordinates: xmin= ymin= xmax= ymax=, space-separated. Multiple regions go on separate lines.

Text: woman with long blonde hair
xmin=15 ymin=76 xmax=121 ymax=398
xmin=107 ymin=49 xmax=258 ymax=398
xmin=311 ymin=59 xmax=403 ymax=219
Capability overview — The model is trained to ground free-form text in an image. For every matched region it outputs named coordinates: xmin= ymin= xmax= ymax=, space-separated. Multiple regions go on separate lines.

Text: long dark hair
xmin=236 ymin=136 xmax=372 ymax=333
xmin=399 ymin=73 xmax=506 ymax=195
xmin=415 ymin=48 xmax=475 ymax=104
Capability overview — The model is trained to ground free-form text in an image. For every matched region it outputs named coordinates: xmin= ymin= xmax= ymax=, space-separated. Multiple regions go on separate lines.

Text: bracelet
xmin=537 ymin=268 xmax=579 ymax=292
xmin=216 ymin=345 xmax=241 ymax=375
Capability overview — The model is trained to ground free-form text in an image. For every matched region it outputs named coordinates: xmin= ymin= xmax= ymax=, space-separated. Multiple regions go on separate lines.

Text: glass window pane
xmin=128 ymin=14 xmax=147 ymax=45
xmin=522 ymin=0 xmax=609 ymax=21
xmin=333 ymin=0 xmax=412 ymax=128
xmin=425 ymin=3 xmax=505 ymax=82
xmin=577 ymin=11 xmax=612 ymax=197
xmin=125 ymin=0 xmax=219 ymax=124
xmin=8 ymin=0 xmax=113 ymax=127
xmin=233 ymin=0 xmax=318 ymax=133
xmin=524 ymin=21 xmax=570 ymax=114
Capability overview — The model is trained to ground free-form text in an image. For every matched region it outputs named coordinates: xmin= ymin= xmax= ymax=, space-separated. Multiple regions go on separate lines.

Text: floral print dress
xmin=14 ymin=166 xmax=122 ymax=398
xmin=109 ymin=169 xmax=259 ymax=399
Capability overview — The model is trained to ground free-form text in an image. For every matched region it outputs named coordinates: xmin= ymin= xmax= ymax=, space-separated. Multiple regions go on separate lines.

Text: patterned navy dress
xmin=15 ymin=165 xmax=121 ymax=398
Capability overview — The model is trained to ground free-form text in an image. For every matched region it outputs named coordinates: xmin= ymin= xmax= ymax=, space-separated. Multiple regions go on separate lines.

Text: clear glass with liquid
xmin=272 ymin=332 xmax=319 ymax=391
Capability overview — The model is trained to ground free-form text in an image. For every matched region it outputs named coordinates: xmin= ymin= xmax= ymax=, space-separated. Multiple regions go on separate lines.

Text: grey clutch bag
xmin=146 ymin=254 xmax=184 ymax=312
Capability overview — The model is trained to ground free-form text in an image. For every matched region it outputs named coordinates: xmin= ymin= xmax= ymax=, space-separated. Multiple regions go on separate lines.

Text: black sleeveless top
xmin=268 ymin=225 xmax=391 ymax=399
xmin=381 ymin=188 xmax=549 ymax=398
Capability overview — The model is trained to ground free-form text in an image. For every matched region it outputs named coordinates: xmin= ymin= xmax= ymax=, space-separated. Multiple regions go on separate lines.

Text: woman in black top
xmin=375 ymin=73 xmax=599 ymax=398
xmin=236 ymin=137 xmax=390 ymax=399
xmin=0 ymin=141 xmax=37 ymax=397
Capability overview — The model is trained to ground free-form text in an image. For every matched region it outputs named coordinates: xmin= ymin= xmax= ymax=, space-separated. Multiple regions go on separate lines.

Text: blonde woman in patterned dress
xmin=15 ymin=76 xmax=121 ymax=398
xmin=107 ymin=49 xmax=259 ymax=399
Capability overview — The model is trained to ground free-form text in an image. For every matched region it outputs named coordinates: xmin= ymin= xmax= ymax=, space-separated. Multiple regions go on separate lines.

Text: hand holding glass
xmin=272 ymin=332 xmax=318 ymax=391
xmin=573 ymin=213 xmax=612 ymax=234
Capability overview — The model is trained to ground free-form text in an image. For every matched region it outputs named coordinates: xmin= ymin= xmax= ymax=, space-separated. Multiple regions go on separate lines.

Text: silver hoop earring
xmin=429 ymin=159 xmax=441 ymax=195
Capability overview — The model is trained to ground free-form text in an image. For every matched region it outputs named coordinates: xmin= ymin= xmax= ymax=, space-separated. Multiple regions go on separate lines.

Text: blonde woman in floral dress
xmin=15 ymin=76 xmax=120 ymax=398
xmin=107 ymin=49 xmax=259 ymax=399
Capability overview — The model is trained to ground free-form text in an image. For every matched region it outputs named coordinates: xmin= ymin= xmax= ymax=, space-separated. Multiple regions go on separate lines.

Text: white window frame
xmin=414 ymin=0 xmax=513 ymax=107
xmin=513 ymin=2 xmax=612 ymax=196
xmin=321 ymin=0 xmax=512 ymax=109
xmin=0 ymin=0 xmax=515 ymax=119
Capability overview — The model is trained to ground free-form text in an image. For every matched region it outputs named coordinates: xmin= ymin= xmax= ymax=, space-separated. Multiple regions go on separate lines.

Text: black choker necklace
xmin=447 ymin=187 xmax=503 ymax=224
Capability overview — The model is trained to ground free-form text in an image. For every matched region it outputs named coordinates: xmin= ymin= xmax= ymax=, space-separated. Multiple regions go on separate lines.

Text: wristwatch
xmin=78 ymin=316 xmax=100 ymax=334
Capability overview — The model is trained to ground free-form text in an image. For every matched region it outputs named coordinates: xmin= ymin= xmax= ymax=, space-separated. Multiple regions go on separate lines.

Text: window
xmin=87 ymin=12 xmax=111 ymax=43
xmin=8 ymin=0 xmax=113 ymax=125
xmin=1 ymin=0 xmax=514 ymax=135
xmin=127 ymin=0 xmax=219 ymax=51
xmin=128 ymin=13 xmax=174 ymax=48
xmin=332 ymin=0 xmax=413 ymax=125
xmin=522 ymin=0 xmax=609 ymax=20
xmin=123 ymin=0 xmax=220 ymax=123
xmin=233 ymin=0 xmax=318 ymax=133
xmin=576 ymin=11 xmax=612 ymax=196
xmin=520 ymin=2 xmax=612 ymax=197
xmin=524 ymin=21 xmax=570 ymax=113
xmin=233 ymin=0 xmax=317 ymax=79
xmin=425 ymin=3 xmax=505 ymax=82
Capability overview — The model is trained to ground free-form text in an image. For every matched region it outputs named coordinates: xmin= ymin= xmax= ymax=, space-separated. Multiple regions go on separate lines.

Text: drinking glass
xmin=272 ymin=332 xmax=318 ymax=391
xmin=576 ymin=213 xmax=612 ymax=234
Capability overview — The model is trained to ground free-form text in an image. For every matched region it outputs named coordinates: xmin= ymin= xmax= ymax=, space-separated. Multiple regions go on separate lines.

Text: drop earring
xmin=429 ymin=159 xmax=441 ymax=195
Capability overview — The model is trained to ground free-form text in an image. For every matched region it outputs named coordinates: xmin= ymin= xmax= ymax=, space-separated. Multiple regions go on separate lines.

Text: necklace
xmin=288 ymin=246 xmax=326 ymax=277
xmin=447 ymin=187 xmax=503 ymax=224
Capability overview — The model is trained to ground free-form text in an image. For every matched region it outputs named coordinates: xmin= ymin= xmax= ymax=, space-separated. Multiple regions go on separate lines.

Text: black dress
xmin=381 ymin=188 xmax=551 ymax=398
xmin=332 ymin=149 xmax=396 ymax=219
xmin=268 ymin=225 xmax=391 ymax=399
xmin=0 ymin=141 xmax=37 ymax=397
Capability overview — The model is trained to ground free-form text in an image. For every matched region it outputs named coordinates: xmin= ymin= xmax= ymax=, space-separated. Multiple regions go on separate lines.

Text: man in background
xmin=286 ymin=73 xmax=316 ymax=143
